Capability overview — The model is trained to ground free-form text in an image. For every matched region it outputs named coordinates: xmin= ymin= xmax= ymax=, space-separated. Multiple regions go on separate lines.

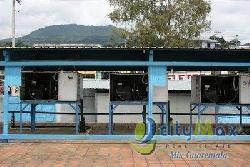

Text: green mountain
xmin=0 ymin=24 xmax=124 ymax=46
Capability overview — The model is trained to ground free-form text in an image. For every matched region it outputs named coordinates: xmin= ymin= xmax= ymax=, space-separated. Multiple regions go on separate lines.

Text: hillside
xmin=0 ymin=24 xmax=124 ymax=46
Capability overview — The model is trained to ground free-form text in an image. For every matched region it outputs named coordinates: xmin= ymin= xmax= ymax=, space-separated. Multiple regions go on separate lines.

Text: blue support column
xmin=75 ymin=103 xmax=80 ymax=135
xmin=3 ymin=50 xmax=22 ymax=137
xmin=109 ymin=103 xmax=114 ymax=135
xmin=190 ymin=104 xmax=193 ymax=135
xmin=147 ymin=50 xmax=155 ymax=121
xmin=166 ymin=102 xmax=169 ymax=133
xmin=3 ymin=67 xmax=22 ymax=135
xmin=147 ymin=50 xmax=167 ymax=136
xmin=30 ymin=104 xmax=37 ymax=133
xmin=19 ymin=102 xmax=23 ymax=133
xmin=142 ymin=105 xmax=147 ymax=123
xmin=197 ymin=104 xmax=201 ymax=134
xmin=215 ymin=104 xmax=219 ymax=126
xmin=160 ymin=105 xmax=164 ymax=125
xmin=157 ymin=104 xmax=168 ymax=126
xmin=3 ymin=81 xmax=9 ymax=135
xmin=240 ymin=106 xmax=243 ymax=127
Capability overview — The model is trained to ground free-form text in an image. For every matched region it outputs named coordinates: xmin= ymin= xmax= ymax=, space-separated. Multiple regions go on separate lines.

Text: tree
xmin=209 ymin=35 xmax=229 ymax=48
xmin=108 ymin=27 xmax=127 ymax=47
xmin=109 ymin=0 xmax=211 ymax=47
xmin=0 ymin=40 xmax=28 ymax=47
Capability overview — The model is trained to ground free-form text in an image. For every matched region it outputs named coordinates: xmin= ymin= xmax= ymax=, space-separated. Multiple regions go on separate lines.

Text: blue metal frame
xmin=108 ymin=101 xmax=169 ymax=135
xmin=0 ymin=134 xmax=249 ymax=141
xmin=190 ymin=103 xmax=250 ymax=134
xmin=19 ymin=101 xmax=81 ymax=134
xmin=1 ymin=49 xmax=250 ymax=141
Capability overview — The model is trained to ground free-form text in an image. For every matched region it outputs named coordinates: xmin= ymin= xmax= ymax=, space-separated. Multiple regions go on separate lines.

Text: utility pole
xmin=12 ymin=0 xmax=16 ymax=48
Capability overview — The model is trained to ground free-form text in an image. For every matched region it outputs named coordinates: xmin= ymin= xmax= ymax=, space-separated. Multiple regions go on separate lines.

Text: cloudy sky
xmin=0 ymin=0 xmax=250 ymax=44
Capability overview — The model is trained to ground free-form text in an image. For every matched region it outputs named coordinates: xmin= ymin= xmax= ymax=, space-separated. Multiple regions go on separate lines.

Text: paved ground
xmin=0 ymin=142 xmax=249 ymax=167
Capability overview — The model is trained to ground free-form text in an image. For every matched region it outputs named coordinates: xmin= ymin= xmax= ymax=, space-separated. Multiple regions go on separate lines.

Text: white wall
xmin=169 ymin=93 xmax=191 ymax=124
xmin=95 ymin=93 xmax=192 ymax=124
xmin=55 ymin=104 xmax=75 ymax=123
xmin=95 ymin=93 xmax=163 ymax=123
xmin=83 ymin=89 xmax=96 ymax=123
xmin=55 ymin=89 xmax=96 ymax=123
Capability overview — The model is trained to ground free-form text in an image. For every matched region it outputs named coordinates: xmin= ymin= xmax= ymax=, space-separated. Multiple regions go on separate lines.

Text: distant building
xmin=238 ymin=45 xmax=250 ymax=49
xmin=238 ymin=43 xmax=250 ymax=49
xmin=200 ymin=39 xmax=218 ymax=49
xmin=229 ymin=37 xmax=241 ymax=49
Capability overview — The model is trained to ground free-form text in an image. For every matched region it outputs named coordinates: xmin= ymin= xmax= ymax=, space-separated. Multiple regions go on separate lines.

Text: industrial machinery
xmin=21 ymin=71 xmax=83 ymax=101
xmin=110 ymin=73 xmax=168 ymax=102
xmin=191 ymin=75 xmax=250 ymax=104
xmin=21 ymin=72 xmax=58 ymax=100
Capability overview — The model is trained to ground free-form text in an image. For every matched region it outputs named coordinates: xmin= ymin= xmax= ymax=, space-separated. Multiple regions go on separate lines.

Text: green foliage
xmin=107 ymin=27 xmax=127 ymax=47
xmin=109 ymin=0 xmax=211 ymax=47
xmin=0 ymin=40 xmax=27 ymax=47
xmin=209 ymin=35 xmax=229 ymax=48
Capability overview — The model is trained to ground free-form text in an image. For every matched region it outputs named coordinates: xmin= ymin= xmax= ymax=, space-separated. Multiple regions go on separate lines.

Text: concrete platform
xmin=0 ymin=142 xmax=249 ymax=167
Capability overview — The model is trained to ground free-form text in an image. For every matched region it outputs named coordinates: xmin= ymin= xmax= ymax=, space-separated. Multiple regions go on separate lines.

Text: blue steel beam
xmin=1 ymin=134 xmax=250 ymax=141
xmin=148 ymin=50 xmax=154 ymax=120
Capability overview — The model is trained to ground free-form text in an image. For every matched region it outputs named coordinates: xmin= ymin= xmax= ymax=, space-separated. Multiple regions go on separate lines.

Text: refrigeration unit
xmin=110 ymin=73 xmax=168 ymax=102
xmin=21 ymin=71 xmax=83 ymax=101
xmin=191 ymin=75 xmax=250 ymax=104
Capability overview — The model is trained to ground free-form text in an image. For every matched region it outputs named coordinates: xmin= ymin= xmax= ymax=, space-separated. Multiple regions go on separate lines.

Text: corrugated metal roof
xmin=83 ymin=79 xmax=191 ymax=90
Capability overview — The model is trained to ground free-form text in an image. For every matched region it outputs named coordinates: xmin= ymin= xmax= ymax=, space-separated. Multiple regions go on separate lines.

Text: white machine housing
xmin=56 ymin=71 xmax=83 ymax=123
xmin=239 ymin=75 xmax=250 ymax=104
xmin=58 ymin=71 xmax=83 ymax=101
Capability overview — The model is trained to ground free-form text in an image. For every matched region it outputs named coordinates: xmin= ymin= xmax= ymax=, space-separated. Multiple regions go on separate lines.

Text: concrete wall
xmin=83 ymin=89 xmax=96 ymax=123
xmin=55 ymin=104 xmax=75 ymax=123
xmin=95 ymin=93 xmax=191 ymax=124
xmin=169 ymin=93 xmax=191 ymax=124
xmin=95 ymin=93 xmax=162 ymax=124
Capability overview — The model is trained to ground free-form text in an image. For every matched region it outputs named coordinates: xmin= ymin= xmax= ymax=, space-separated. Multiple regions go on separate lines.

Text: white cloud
xmin=210 ymin=0 xmax=250 ymax=43
xmin=0 ymin=0 xmax=250 ymax=44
